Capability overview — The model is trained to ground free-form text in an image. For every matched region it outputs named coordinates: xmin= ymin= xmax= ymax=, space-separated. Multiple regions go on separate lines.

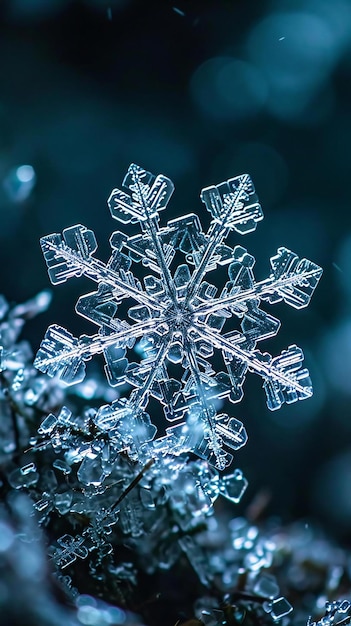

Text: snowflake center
xmin=165 ymin=301 xmax=193 ymax=331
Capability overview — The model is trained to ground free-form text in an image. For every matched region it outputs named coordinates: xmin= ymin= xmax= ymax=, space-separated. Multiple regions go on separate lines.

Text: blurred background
xmin=0 ymin=0 xmax=350 ymax=537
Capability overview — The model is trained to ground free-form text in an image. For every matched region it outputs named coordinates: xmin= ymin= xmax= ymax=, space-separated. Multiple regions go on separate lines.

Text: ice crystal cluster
xmin=0 ymin=289 xmax=62 ymax=458
xmin=308 ymin=601 xmax=351 ymax=626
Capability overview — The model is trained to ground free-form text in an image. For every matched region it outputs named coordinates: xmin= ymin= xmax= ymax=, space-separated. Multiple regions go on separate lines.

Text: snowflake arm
xmin=34 ymin=318 xmax=165 ymax=385
xmin=128 ymin=331 xmax=173 ymax=409
xmin=194 ymin=323 xmax=312 ymax=410
xmin=194 ymin=247 xmax=322 ymax=318
xmin=182 ymin=333 xmax=229 ymax=470
xmin=110 ymin=163 xmax=178 ymax=302
xmin=185 ymin=173 xmax=263 ymax=304
xmin=40 ymin=225 xmax=165 ymax=312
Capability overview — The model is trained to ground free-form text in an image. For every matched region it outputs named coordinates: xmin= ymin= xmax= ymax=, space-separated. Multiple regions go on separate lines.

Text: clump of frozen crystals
xmin=307 ymin=599 xmax=351 ymax=626
xmin=30 ymin=413 xmax=246 ymax=578
xmin=0 ymin=494 xmax=144 ymax=625
xmin=0 ymin=492 xmax=74 ymax=625
xmin=190 ymin=515 xmax=293 ymax=624
xmin=308 ymin=601 xmax=351 ymax=626
xmin=35 ymin=163 xmax=322 ymax=471
xmin=0 ymin=290 xmax=65 ymax=459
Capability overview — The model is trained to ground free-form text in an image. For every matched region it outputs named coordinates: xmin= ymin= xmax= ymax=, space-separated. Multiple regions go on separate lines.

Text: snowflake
xmin=34 ymin=164 xmax=322 ymax=470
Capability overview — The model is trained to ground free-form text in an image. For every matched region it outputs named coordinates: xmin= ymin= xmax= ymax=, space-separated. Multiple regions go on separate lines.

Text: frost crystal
xmin=35 ymin=164 xmax=321 ymax=470
xmin=308 ymin=601 xmax=351 ymax=626
xmin=0 ymin=290 xmax=64 ymax=458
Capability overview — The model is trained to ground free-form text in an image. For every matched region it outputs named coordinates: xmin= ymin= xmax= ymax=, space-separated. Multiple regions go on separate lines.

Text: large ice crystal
xmin=35 ymin=164 xmax=322 ymax=470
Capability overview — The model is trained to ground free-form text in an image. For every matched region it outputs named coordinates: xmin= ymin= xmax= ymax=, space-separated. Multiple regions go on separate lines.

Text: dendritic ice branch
xmin=34 ymin=164 xmax=322 ymax=470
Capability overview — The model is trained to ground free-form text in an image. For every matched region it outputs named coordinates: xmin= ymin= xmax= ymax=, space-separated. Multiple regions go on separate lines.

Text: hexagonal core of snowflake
xmin=34 ymin=163 xmax=322 ymax=469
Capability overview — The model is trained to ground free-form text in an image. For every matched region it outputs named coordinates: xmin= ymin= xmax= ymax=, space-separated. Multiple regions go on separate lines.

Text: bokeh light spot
xmin=190 ymin=57 xmax=267 ymax=121
xmin=247 ymin=11 xmax=337 ymax=120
